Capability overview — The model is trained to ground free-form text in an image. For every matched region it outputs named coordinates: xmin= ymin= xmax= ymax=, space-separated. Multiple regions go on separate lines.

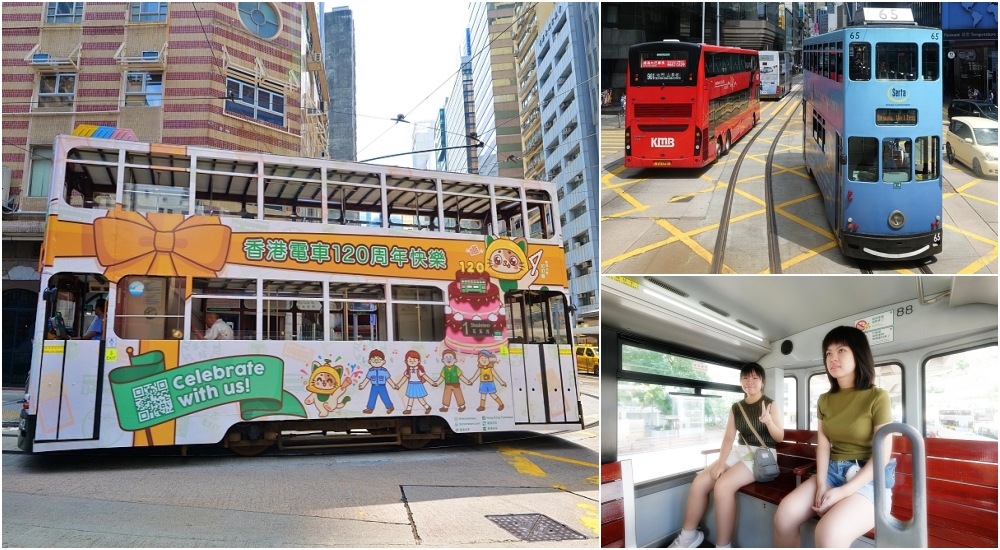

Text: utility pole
xmin=702 ymin=2 xmax=705 ymax=44
xmin=716 ymin=2 xmax=720 ymax=46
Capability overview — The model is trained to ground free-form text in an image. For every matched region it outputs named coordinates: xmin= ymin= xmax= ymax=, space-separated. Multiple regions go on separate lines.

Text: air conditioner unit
xmin=31 ymin=53 xmax=51 ymax=64
xmin=602 ymin=276 xmax=772 ymax=358
xmin=309 ymin=52 xmax=322 ymax=63
xmin=141 ymin=50 xmax=158 ymax=61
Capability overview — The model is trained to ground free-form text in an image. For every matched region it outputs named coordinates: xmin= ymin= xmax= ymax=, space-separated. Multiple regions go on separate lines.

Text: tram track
xmin=711 ymin=90 xmax=802 ymax=274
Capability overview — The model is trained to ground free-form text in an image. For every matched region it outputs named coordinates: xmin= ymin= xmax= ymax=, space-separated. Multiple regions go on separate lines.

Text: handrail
xmin=873 ymin=422 xmax=927 ymax=548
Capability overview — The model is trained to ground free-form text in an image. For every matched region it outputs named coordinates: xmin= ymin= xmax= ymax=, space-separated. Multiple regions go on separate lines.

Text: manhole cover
xmin=486 ymin=513 xmax=587 ymax=541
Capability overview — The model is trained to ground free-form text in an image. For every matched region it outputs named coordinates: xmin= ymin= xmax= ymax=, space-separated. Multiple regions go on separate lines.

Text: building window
xmin=28 ymin=147 xmax=53 ymax=197
xmin=38 ymin=73 xmax=76 ymax=108
xmin=46 ymin=2 xmax=83 ymax=23
xmin=130 ymin=2 xmax=167 ymax=22
xmin=225 ymin=77 xmax=285 ymax=126
xmin=238 ymin=2 xmax=280 ymax=39
xmin=124 ymin=71 xmax=163 ymax=106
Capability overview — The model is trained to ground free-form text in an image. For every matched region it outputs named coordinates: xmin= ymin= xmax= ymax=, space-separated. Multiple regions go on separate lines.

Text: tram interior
xmin=601 ymin=275 xmax=998 ymax=548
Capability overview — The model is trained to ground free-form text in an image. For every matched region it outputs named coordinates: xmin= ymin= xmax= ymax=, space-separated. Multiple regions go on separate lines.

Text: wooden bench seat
xmin=601 ymin=460 xmax=636 ymax=548
xmin=733 ymin=429 xmax=998 ymax=546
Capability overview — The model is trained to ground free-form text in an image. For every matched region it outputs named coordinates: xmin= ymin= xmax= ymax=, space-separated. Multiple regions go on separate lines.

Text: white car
xmin=946 ymin=116 xmax=998 ymax=178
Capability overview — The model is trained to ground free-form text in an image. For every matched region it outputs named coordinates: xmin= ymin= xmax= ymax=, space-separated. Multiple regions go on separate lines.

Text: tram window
xmin=327 ymin=169 xmax=383 ymax=228
xmin=387 ymin=177 xmax=439 ymax=231
xmin=191 ymin=278 xmax=257 ymax=340
xmin=122 ymin=151 xmax=191 ymax=215
xmin=875 ymin=363 xmax=904 ymax=423
xmin=64 ymin=148 xmax=117 ymax=209
xmin=262 ymin=280 xmax=323 ymax=341
xmin=876 ymin=43 xmax=917 ymax=81
xmin=914 ymin=136 xmax=940 ymax=181
xmin=442 ymin=180 xmax=490 ymax=235
xmin=808 ymin=373 xmax=829 ymax=430
xmin=882 ymin=138 xmax=912 ymax=183
xmin=44 ymin=273 xmax=109 ymax=340
xmin=621 ymin=344 xmax=740 ymax=384
xmin=834 ymin=51 xmax=842 ymax=82
xmin=391 ymin=285 xmax=445 ymax=342
xmin=618 ymin=380 xmax=746 ymax=482
xmin=526 ymin=189 xmax=555 ymax=239
xmin=329 ymin=283 xmax=386 ymax=342
xmin=921 ymin=43 xmax=939 ymax=81
xmin=194 ymin=158 xmax=258 ymax=218
xmin=848 ymin=137 xmax=879 ymax=182
xmin=114 ymin=276 xmax=185 ymax=340
xmin=494 ymin=186 xmax=524 ymax=238
xmin=784 ymin=376 xmax=797 ymax=429
xmin=849 ymin=43 xmax=871 ymax=81
xmin=923 ymin=345 xmax=998 ymax=440
xmin=262 ymin=170 xmax=323 ymax=224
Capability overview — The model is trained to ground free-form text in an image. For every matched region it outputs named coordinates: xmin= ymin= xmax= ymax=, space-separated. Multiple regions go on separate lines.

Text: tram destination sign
xmin=875 ymin=108 xmax=917 ymax=126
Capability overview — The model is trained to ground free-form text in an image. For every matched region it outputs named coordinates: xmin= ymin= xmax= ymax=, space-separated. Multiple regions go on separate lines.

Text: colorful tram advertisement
xmin=18 ymin=135 xmax=582 ymax=455
xmin=802 ymin=8 xmax=943 ymax=261
xmin=625 ymin=41 xmax=760 ymax=168
xmin=758 ymin=50 xmax=792 ymax=99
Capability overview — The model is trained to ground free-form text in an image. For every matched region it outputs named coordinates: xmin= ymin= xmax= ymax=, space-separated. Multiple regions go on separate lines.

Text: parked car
xmin=948 ymin=99 xmax=998 ymax=121
xmin=946 ymin=116 xmax=998 ymax=178
xmin=575 ymin=344 xmax=599 ymax=376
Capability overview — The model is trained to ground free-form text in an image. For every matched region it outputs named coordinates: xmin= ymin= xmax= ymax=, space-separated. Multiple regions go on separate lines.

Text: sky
xmin=332 ymin=1 xmax=471 ymax=168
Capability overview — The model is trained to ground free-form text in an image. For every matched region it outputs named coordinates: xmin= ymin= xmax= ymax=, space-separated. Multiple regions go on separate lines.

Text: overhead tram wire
xmin=356 ymin=2 xmax=539 ymax=157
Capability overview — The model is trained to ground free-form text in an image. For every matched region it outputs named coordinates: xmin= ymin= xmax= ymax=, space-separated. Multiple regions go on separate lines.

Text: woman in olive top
xmin=774 ymin=326 xmax=895 ymax=547
xmin=669 ymin=363 xmax=784 ymax=548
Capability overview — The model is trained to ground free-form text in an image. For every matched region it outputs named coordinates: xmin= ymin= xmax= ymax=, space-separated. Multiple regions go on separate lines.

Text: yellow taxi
xmin=575 ymin=344 xmax=599 ymax=376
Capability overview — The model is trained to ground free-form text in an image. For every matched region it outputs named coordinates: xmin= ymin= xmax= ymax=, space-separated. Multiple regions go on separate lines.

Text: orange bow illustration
xmin=94 ymin=211 xmax=231 ymax=282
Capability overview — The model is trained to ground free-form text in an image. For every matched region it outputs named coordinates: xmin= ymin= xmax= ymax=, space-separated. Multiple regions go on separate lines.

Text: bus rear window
xmin=876 ymin=43 xmax=917 ymax=81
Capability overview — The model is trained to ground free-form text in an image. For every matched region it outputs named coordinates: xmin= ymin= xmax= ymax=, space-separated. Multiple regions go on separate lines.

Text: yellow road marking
xmin=955 ymin=178 xmax=983 ymax=193
xmin=957 ymin=193 xmax=998 ymax=206
xmin=498 ymin=445 xmax=599 ymax=469
xmin=499 ymin=449 xmax=547 ymax=478
xmin=655 ymin=218 xmax=736 ymax=273
xmin=779 ymin=241 xmax=840 ymax=270
xmin=577 ymin=503 xmax=600 ymax=536
xmin=776 ymin=208 xmax=835 ymax=240
xmin=945 ymin=223 xmax=998 ymax=246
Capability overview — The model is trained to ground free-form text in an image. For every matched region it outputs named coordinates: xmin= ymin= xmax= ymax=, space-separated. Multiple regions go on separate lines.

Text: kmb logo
xmin=651 ymin=137 xmax=675 ymax=148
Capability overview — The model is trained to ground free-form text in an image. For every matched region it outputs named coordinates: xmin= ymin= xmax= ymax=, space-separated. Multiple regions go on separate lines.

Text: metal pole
xmin=702 ymin=2 xmax=705 ymax=43
xmin=716 ymin=2 xmax=720 ymax=46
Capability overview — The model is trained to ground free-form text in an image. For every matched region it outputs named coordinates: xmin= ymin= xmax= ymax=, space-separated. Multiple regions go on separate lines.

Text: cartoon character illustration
xmin=484 ymin=236 xmax=543 ymax=292
xmin=358 ymin=350 xmax=395 ymax=414
xmin=304 ymin=359 xmax=353 ymax=417
xmin=431 ymin=348 xmax=472 ymax=413
xmin=469 ymin=349 xmax=507 ymax=412
xmin=393 ymin=350 xmax=434 ymax=415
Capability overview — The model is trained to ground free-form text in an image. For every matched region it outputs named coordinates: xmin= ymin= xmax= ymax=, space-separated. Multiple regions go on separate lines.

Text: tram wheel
xmin=229 ymin=441 xmax=273 ymax=456
xmin=400 ymin=437 xmax=431 ymax=450
xmin=945 ymin=144 xmax=955 ymax=164
xmin=973 ymin=158 xmax=984 ymax=178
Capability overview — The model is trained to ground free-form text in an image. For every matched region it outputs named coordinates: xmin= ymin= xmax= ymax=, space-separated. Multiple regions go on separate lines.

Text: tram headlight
xmin=888 ymin=210 xmax=905 ymax=229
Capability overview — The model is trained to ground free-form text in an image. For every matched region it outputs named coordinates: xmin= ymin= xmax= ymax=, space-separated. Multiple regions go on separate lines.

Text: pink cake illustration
xmin=444 ymin=270 xmax=507 ymax=354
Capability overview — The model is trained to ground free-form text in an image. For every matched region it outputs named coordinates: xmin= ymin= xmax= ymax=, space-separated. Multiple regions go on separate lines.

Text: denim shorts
xmin=826 ymin=458 xmax=896 ymax=510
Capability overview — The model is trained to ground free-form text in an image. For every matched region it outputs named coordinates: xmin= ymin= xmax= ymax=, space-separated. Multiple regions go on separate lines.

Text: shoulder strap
xmin=736 ymin=401 xmax=768 ymax=449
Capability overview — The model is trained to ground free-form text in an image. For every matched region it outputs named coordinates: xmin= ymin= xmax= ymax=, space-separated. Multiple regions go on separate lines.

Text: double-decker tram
xmin=624 ymin=41 xmax=760 ymax=168
xmin=758 ymin=51 xmax=792 ymax=99
xmin=17 ymin=134 xmax=582 ymax=455
xmin=600 ymin=275 xmax=998 ymax=548
xmin=802 ymin=8 xmax=943 ymax=261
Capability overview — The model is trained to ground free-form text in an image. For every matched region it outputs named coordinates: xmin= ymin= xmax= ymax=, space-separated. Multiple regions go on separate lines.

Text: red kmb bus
xmin=624 ymin=41 xmax=760 ymax=168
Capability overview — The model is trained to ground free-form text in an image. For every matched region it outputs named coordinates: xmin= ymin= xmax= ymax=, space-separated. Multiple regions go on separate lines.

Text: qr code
xmin=132 ymin=379 xmax=174 ymax=423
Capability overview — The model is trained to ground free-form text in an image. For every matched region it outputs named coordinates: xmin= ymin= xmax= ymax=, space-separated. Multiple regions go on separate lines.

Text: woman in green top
xmin=774 ymin=326 xmax=895 ymax=547
xmin=669 ymin=363 xmax=784 ymax=549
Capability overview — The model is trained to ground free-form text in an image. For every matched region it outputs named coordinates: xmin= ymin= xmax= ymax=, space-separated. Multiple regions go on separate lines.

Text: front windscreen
xmin=631 ymin=47 xmax=698 ymax=86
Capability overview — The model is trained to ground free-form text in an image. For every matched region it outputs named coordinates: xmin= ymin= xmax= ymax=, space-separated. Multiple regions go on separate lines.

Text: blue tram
xmin=802 ymin=8 xmax=943 ymax=261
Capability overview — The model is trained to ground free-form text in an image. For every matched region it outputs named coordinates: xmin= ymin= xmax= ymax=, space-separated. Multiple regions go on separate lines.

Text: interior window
xmin=924 ymin=345 xmax=998 ymax=439
xmin=784 ymin=376 xmax=797 ymax=430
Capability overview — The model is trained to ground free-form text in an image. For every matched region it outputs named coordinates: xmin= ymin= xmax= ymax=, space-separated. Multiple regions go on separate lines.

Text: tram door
xmin=835 ymin=132 xmax=844 ymax=237
xmin=503 ymin=290 xmax=580 ymax=426
xmin=35 ymin=275 xmax=106 ymax=442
